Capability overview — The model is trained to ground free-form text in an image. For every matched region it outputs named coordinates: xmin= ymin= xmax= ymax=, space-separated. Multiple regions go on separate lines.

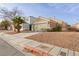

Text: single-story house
xmin=21 ymin=16 xmax=70 ymax=32
xmin=32 ymin=17 xmax=50 ymax=31
xmin=21 ymin=16 xmax=51 ymax=32
xmin=10 ymin=16 xmax=69 ymax=32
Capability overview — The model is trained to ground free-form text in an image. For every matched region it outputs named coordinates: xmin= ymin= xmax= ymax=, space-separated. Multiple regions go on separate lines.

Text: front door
xmin=29 ymin=24 xmax=32 ymax=31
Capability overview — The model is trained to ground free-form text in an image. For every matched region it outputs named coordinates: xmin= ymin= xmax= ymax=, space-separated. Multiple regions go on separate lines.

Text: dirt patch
xmin=26 ymin=32 xmax=79 ymax=52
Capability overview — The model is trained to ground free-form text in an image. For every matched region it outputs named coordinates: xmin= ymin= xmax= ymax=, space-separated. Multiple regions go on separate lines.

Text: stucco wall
xmin=33 ymin=23 xmax=50 ymax=31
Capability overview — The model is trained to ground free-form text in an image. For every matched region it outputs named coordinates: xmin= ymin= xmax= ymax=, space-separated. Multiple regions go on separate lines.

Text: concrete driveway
xmin=0 ymin=37 xmax=24 ymax=56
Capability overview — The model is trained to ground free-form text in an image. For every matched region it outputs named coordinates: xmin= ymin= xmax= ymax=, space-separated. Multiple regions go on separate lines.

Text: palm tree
xmin=0 ymin=20 xmax=10 ymax=30
xmin=12 ymin=16 xmax=25 ymax=33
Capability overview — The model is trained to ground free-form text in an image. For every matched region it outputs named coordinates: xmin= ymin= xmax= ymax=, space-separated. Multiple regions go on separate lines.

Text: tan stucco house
xmin=32 ymin=17 xmax=50 ymax=31
xmin=10 ymin=16 xmax=69 ymax=32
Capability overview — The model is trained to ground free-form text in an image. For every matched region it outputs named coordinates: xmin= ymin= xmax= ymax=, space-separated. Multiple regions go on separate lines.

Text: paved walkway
xmin=0 ymin=37 xmax=24 ymax=56
xmin=0 ymin=32 xmax=79 ymax=56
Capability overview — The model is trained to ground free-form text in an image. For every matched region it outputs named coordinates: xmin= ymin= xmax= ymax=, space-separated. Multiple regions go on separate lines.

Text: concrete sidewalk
xmin=0 ymin=37 xmax=24 ymax=56
xmin=0 ymin=32 xmax=79 ymax=56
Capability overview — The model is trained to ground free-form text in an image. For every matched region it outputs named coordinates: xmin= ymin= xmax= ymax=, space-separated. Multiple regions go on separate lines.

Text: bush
xmin=53 ymin=25 xmax=62 ymax=32
xmin=46 ymin=28 xmax=53 ymax=32
xmin=46 ymin=24 xmax=62 ymax=32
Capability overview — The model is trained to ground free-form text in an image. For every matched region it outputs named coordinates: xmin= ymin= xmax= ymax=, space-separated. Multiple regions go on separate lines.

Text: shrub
xmin=53 ymin=25 xmax=62 ymax=32
xmin=46 ymin=28 xmax=53 ymax=32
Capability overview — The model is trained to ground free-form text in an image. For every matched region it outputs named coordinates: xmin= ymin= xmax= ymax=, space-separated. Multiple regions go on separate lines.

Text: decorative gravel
xmin=26 ymin=32 xmax=79 ymax=52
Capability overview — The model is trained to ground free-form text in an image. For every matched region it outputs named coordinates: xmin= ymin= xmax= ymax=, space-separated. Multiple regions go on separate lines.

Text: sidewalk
xmin=0 ymin=37 xmax=24 ymax=56
xmin=0 ymin=32 xmax=79 ymax=56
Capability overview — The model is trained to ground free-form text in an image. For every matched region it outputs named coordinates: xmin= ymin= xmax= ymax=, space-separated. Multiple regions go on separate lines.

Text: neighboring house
xmin=72 ymin=23 xmax=79 ymax=31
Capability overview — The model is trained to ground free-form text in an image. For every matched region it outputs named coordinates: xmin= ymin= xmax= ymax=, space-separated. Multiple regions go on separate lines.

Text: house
xmin=21 ymin=16 xmax=52 ymax=32
xmin=48 ymin=19 xmax=57 ymax=29
xmin=72 ymin=23 xmax=79 ymax=31
xmin=10 ymin=16 xmax=69 ymax=32
xmin=20 ymin=16 xmax=69 ymax=32
xmin=32 ymin=16 xmax=50 ymax=31
xmin=21 ymin=16 xmax=36 ymax=31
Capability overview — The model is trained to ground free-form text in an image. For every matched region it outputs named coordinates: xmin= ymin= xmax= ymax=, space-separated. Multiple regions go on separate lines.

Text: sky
xmin=0 ymin=3 xmax=79 ymax=25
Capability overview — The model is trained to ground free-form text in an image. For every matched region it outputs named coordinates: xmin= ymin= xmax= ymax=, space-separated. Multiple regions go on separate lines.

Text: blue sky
xmin=0 ymin=3 xmax=79 ymax=25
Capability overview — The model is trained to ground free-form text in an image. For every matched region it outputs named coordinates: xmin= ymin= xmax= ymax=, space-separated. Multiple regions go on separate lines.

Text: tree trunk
xmin=17 ymin=29 xmax=20 ymax=33
xmin=14 ymin=28 xmax=16 ymax=32
xmin=5 ymin=26 xmax=8 ymax=30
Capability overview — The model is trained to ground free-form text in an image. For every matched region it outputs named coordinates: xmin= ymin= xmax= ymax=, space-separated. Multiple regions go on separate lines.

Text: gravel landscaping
xmin=26 ymin=32 xmax=79 ymax=52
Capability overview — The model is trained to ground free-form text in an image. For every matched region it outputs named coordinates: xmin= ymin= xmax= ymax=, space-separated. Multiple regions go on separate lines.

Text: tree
xmin=0 ymin=7 xmax=22 ymax=20
xmin=0 ymin=20 xmax=10 ymax=30
xmin=12 ymin=16 xmax=25 ymax=33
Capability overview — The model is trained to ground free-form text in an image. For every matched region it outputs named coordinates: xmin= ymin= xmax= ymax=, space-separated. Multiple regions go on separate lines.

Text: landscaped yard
xmin=26 ymin=32 xmax=79 ymax=52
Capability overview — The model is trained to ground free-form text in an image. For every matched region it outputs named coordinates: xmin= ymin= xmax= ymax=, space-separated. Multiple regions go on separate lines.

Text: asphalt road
xmin=0 ymin=37 xmax=24 ymax=56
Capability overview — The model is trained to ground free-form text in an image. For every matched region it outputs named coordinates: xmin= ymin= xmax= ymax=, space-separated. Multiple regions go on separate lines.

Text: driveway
xmin=0 ymin=37 xmax=24 ymax=56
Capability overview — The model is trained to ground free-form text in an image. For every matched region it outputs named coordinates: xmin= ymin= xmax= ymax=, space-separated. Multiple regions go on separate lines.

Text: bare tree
xmin=0 ymin=7 xmax=23 ymax=20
